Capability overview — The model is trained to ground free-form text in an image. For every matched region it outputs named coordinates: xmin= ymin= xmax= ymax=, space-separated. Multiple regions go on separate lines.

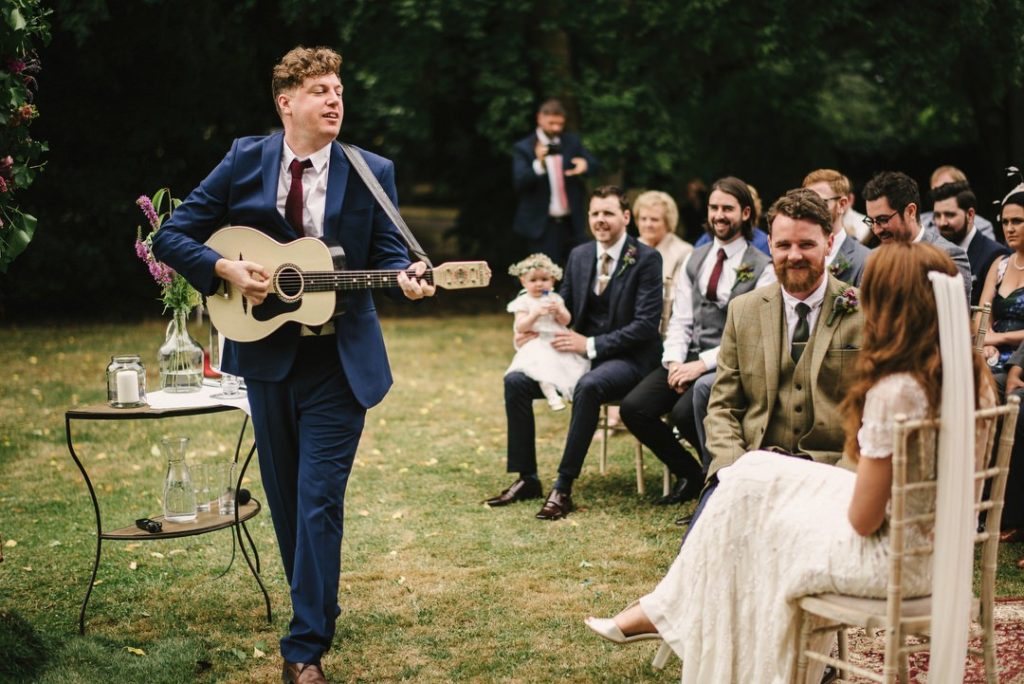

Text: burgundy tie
xmin=705 ymin=248 xmax=727 ymax=302
xmin=286 ymin=158 xmax=313 ymax=237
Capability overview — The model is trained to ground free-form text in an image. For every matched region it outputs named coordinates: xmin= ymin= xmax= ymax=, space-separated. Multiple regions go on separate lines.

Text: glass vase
xmin=158 ymin=309 xmax=203 ymax=393
xmin=161 ymin=437 xmax=197 ymax=523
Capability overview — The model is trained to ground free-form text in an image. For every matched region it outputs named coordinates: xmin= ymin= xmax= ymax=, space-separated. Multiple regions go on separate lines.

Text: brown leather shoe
xmin=282 ymin=661 xmax=327 ymax=684
xmin=536 ymin=489 xmax=573 ymax=520
xmin=483 ymin=478 xmax=542 ymax=506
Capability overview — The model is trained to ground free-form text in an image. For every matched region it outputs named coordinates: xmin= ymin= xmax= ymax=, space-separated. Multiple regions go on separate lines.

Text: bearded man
xmin=620 ymin=177 xmax=772 ymax=504
xmin=684 ymin=188 xmax=864 ymax=531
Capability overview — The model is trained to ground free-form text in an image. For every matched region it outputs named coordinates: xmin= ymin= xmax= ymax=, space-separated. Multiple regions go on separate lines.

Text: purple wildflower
xmin=134 ymin=237 xmax=150 ymax=262
xmin=6 ymin=59 xmax=24 ymax=75
xmin=136 ymin=195 xmax=160 ymax=231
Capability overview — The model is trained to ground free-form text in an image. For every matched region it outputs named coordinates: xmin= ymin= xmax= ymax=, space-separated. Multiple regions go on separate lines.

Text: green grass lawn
xmin=1 ymin=315 xmax=1022 ymax=683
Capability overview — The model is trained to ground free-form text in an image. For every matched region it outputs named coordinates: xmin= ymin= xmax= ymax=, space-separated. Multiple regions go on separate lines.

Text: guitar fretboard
xmin=276 ymin=269 xmax=434 ymax=293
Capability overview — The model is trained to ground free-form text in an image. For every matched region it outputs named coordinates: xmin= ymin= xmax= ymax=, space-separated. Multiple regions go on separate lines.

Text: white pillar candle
xmin=116 ymin=369 xmax=139 ymax=404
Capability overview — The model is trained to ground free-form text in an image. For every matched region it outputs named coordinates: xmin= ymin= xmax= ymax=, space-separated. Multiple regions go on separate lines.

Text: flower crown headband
xmin=508 ymin=253 xmax=564 ymax=281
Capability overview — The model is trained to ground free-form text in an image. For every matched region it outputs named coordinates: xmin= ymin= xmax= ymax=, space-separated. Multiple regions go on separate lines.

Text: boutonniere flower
xmin=616 ymin=245 xmax=637 ymax=277
xmin=734 ymin=262 xmax=755 ymax=283
xmin=826 ymin=287 xmax=859 ymax=326
xmin=829 ymin=255 xmax=851 ymax=278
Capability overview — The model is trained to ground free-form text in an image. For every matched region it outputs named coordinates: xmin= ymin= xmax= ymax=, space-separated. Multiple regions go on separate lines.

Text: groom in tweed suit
xmin=688 ymin=188 xmax=864 ymax=531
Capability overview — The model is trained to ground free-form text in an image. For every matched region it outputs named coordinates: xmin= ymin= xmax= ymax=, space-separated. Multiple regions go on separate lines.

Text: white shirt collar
xmin=283 ymin=140 xmax=332 ymax=173
xmin=959 ymin=226 xmax=978 ymax=250
xmin=712 ymin=235 xmax=749 ymax=260
xmin=912 ymin=224 xmax=925 ymax=243
xmin=598 ymin=232 xmax=628 ymax=263
xmin=781 ymin=273 xmax=829 ymax=312
xmin=536 ymin=127 xmax=559 ymax=145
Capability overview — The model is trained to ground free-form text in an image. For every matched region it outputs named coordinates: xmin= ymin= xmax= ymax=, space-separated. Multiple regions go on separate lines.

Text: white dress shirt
xmin=278 ymin=141 xmax=332 ymax=237
xmin=781 ymin=275 xmax=829 ymax=349
xmin=663 ymin=237 xmax=774 ymax=370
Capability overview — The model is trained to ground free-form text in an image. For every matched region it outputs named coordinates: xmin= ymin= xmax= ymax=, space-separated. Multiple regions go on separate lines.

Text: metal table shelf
xmin=64 ymin=391 xmax=272 ymax=634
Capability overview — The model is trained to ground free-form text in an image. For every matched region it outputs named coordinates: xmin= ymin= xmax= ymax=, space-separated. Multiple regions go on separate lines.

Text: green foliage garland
xmin=0 ymin=0 xmax=48 ymax=273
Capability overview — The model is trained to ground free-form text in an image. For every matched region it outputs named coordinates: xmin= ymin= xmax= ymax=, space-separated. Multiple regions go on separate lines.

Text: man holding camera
xmin=512 ymin=98 xmax=598 ymax=265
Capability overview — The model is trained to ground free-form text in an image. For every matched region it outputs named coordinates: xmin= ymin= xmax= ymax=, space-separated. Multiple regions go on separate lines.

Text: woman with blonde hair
xmin=632 ymin=190 xmax=693 ymax=335
xmin=586 ymin=242 xmax=994 ymax=683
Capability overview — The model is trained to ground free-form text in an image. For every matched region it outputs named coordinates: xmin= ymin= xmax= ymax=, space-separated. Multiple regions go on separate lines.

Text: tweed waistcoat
xmin=762 ymin=327 xmax=818 ymax=453
xmin=684 ymin=242 xmax=771 ymax=356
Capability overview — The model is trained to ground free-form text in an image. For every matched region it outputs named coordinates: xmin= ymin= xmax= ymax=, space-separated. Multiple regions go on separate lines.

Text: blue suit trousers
xmin=245 ymin=336 xmax=365 ymax=664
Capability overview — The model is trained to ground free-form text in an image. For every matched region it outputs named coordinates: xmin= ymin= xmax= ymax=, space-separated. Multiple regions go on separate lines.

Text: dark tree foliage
xmin=3 ymin=0 xmax=1023 ymax=318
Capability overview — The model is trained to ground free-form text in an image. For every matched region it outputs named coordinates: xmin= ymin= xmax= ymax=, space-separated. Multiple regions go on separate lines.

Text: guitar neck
xmin=300 ymin=268 xmax=432 ymax=293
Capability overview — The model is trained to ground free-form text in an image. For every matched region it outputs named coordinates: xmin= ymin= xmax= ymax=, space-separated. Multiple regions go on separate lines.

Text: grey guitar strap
xmin=341 ymin=143 xmax=432 ymax=267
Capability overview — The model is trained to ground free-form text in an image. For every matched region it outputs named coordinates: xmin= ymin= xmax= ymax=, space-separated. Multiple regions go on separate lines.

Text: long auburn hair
xmin=840 ymin=242 xmax=993 ymax=460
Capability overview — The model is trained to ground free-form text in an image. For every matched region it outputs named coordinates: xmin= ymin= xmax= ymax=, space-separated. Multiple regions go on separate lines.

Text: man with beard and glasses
xmin=862 ymin=170 xmax=972 ymax=304
xmin=930 ymin=180 xmax=1008 ymax=307
xmin=690 ymin=188 xmax=863 ymax=534
xmin=620 ymin=177 xmax=772 ymax=505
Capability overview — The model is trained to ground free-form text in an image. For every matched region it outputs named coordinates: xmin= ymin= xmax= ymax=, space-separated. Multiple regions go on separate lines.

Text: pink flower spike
xmin=136 ymin=195 xmax=160 ymax=230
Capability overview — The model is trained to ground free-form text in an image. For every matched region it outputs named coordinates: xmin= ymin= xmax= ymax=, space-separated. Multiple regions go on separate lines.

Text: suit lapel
xmin=606 ymin=235 xmax=635 ymax=314
xmin=322 ymin=141 xmax=350 ymax=242
xmin=760 ymin=284 xmax=783 ymax=411
xmin=260 ymin=132 xmax=295 ymax=239
xmin=573 ymin=245 xmax=596 ymax=324
xmin=809 ymin=276 xmax=844 ymax=382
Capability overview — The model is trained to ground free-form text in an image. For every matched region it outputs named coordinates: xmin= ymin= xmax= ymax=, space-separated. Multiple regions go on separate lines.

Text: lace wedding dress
xmin=639 ymin=373 xmax=936 ymax=684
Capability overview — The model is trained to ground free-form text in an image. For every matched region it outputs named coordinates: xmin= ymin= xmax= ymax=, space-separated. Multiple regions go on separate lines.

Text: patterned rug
xmin=844 ymin=599 xmax=1024 ymax=682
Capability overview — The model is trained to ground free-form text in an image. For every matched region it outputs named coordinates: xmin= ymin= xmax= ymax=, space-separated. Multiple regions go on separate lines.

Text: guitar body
xmin=205 ymin=227 xmax=345 ymax=342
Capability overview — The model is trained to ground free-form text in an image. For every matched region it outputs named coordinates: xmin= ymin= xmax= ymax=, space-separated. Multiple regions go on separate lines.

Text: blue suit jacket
xmin=559 ymin=234 xmax=663 ymax=373
xmin=152 ymin=132 xmax=411 ymax=408
xmin=511 ymin=131 xmax=597 ymax=244
xmin=967 ymin=231 xmax=1010 ymax=306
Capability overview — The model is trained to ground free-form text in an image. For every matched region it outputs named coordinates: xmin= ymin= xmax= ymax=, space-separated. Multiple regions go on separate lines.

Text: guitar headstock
xmin=430 ymin=261 xmax=492 ymax=290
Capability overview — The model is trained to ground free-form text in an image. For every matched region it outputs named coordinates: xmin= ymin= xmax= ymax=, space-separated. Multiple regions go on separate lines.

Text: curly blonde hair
xmin=508 ymin=253 xmax=563 ymax=281
xmin=271 ymin=46 xmax=342 ymax=114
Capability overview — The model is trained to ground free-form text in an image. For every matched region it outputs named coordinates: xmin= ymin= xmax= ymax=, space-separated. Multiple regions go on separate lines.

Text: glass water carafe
xmin=161 ymin=437 xmax=197 ymax=523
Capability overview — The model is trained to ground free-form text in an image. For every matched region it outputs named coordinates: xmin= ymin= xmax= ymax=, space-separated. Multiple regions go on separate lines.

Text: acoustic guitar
xmin=204 ymin=226 xmax=491 ymax=342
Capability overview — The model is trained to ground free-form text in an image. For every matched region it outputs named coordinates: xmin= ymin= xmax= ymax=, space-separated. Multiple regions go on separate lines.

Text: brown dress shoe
xmin=483 ymin=478 xmax=542 ymax=506
xmin=282 ymin=661 xmax=327 ymax=684
xmin=536 ymin=489 xmax=573 ymax=520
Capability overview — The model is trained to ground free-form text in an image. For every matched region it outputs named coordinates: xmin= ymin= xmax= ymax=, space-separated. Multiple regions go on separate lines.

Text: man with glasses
xmin=862 ymin=170 xmax=972 ymax=303
xmin=801 ymin=169 xmax=870 ymax=286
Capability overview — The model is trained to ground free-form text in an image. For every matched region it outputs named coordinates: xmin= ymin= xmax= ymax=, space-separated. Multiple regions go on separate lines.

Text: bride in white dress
xmin=585 ymin=242 xmax=995 ymax=683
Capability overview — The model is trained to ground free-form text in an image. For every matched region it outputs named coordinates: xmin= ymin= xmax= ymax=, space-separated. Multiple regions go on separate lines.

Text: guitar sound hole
xmin=275 ymin=265 xmax=304 ymax=301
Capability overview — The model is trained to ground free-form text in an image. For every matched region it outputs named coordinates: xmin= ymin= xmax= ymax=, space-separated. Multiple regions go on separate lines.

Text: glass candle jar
xmin=106 ymin=355 xmax=147 ymax=408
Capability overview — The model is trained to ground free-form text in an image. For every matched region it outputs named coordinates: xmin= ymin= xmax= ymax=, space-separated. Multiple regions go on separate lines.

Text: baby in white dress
xmin=505 ymin=253 xmax=590 ymax=410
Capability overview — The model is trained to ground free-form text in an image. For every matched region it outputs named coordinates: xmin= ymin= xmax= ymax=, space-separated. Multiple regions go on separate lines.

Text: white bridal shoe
xmin=584 ymin=616 xmax=661 ymax=644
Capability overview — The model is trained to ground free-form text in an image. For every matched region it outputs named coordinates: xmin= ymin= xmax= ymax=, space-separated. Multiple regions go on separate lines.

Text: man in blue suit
xmin=930 ymin=180 xmax=1009 ymax=307
xmin=152 ymin=46 xmax=434 ymax=684
xmin=512 ymin=98 xmax=598 ymax=265
xmin=485 ymin=186 xmax=663 ymax=519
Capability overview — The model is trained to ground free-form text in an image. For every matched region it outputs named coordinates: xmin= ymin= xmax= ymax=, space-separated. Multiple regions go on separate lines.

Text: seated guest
xmin=694 ymin=180 xmax=770 ymax=255
xmin=604 ymin=190 xmax=693 ymax=431
xmin=931 ymin=180 xmax=1008 ymax=307
xmin=585 ymin=242 xmax=994 ymax=684
xmin=484 ymin=186 xmax=663 ymax=520
xmin=633 ymin=190 xmax=693 ymax=335
xmin=803 ymin=168 xmax=871 ymax=286
xmin=920 ymin=164 xmax=997 ymax=241
xmin=620 ymin=177 xmax=772 ymax=504
xmin=862 ymin=170 xmax=972 ymax=304
xmin=975 ymin=186 xmax=1024 ymax=384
